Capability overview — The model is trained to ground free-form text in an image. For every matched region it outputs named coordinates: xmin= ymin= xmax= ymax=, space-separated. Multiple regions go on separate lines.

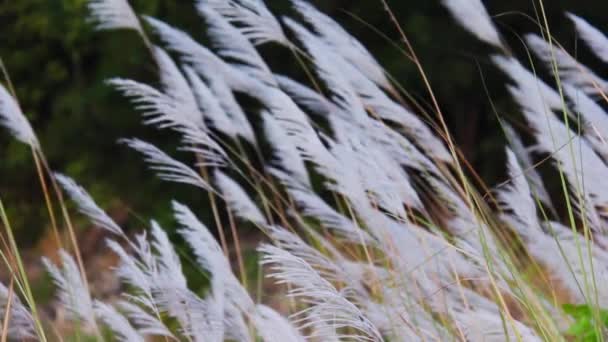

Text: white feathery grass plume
xmin=283 ymin=20 xmax=440 ymax=174
xmin=173 ymin=201 xmax=254 ymax=341
xmin=492 ymin=56 xmax=563 ymax=109
xmin=205 ymin=0 xmax=287 ymax=45
xmin=525 ymin=34 xmax=608 ymax=95
xmin=283 ymin=18 xmax=368 ymax=125
xmin=281 ymin=26 xmax=426 ymax=212
xmin=42 ymin=250 xmax=96 ymax=327
xmin=143 ymin=17 xmax=258 ymax=143
xmin=264 ymin=225 xmax=365 ymax=294
xmin=223 ymin=302 xmax=251 ymax=342
xmin=175 ymin=124 xmax=228 ymax=167
xmin=0 ymin=281 xmax=36 ymax=340
xmin=108 ymin=78 xmax=197 ymax=130
xmin=504 ymin=75 xmax=608 ymax=223
xmin=502 ymin=124 xmax=554 ymax=212
xmin=106 ymin=238 xmax=161 ymax=319
xmin=425 ymin=175 xmax=510 ymax=278
xmin=152 ymin=46 xmax=203 ymax=128
xmin=496 ymin=150 xmax=607 ymax=303
xmin=145 ymin=210 xmax=223 ymax=341
xmin=183 ymin=66 xmax=238 ymax=139
xmin=253 ymin=304 xmax=305 ymax=342
xmin=440 ymin=0 xmax=503 ymax=49
xmin=143 ymin=16 xmax=254 ymax=91
xmin=263 ymin=112 xmax=311 ymax=187
xmin=193 ymin=67 xmax=257 ymax=144
xmin=496 ymin=149 xmax=543 ymax=242
xmin=329 ymin=49 xmax=451 ymax=162
xmin=214 ymin=170 xmax=267 ymax=225
xmin=567 ymin=13 xmax=608 ymax=64
xmin=363 ymin=299 xmax=433 ymax=342
xmin=455 ymin=308 xmax=542 ymax=342
xmin=150 ymin=220 xmax=188 ymax=289
xmin=541 ymin=221 xmax=608 ymax=305
xmin=250 ymin=82 xmax=341 ymax=189
xmin=287 ymin=186 xmax=375 ymax=245
xmin=54 ymin=173 xmax=124 ymax=236
xmin=172 ymin=201 xmax=226 ymax=273
xmin=363 ymin=119 xmax=440 ymax=175
xmin=0 ymin=84 xmax=39 ymax=148
xmin=493 ymin=57 xmax=608 ymax=225
xmin=259 ymin=245 xmax=384 ymax=342
xmin=196 ymin=4 xmax=277 ymax=87
xmin=563 ymin=84 xmax=608 ymax=158
xmin=324 ymin=119 xmax=422 ymax=216
xmin=93 ymin=301 xmax=144 ymax=342
xmin=154 ymin=286 xmax=223 ymax=342
xmin=275 ymin=74 xmax=334 ymax=117
xmin=87 ymin=0 xmax=143 ymax=34
xmin=290 ymin=0 xmax=391 ymax=89
xmin=121 ymin=138 xmax=213 ymax=191
xmin=118 ymin=300 xmax=174 ymax=338
xmin=172 ymin=201 xmax=254 ymax=311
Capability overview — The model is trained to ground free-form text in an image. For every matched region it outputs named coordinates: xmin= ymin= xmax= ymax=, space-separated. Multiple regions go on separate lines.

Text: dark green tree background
xmin=0 ymin=0 xmax=606 ymax=244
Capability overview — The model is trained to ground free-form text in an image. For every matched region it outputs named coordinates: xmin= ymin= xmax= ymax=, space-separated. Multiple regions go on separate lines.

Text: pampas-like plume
xmin=440 ymin=0 xmax=503 ymax=49
xmin=290 ymin=0 xmax=390 ymax=89
xmin=173 ymin=201 xmax=253 ymax=308
xmin=121 ymin=138 xmax=214 ymax=191
xmin=263 ymin=112 xmax=311 ymax=188
xmin=496 ymin=149 xmax=608 ymax=304
xmin=87 ymin=0 xmax=143 ymax=34
xmin=492 ymin=56 xmax=563 ymax=109
xmin=150 ymin=220 xmax=188 ymax=289
xmin=502 ymin=124 xmax=555 ymax=212
xmin=108 ymin=47 xmax=207 ymax=132
xmin=563 ymin=84 xmax=608 ymax=158
xmin=525 ymin=34 xmax=608 ymax=95
xmin=42 ymin=250 xmax=96 ymax=327
xmin=264 ymin=225 xmax=361 ymax=291
xmin=143 ymin=16 xmax=258 ymax=143
xmin=205 ymin=0 xmax=287 ymax=45
xmin=567 ymin=13 xmax=608 ymax=64
xmin=283 ymin=18 xmax=368 ymax=124
xmin=54 ymin=173 xmax=124 ymax=236
xmin=93 ymin=301 xmax=144 ymax=342
xmin=154 ymin=286 xmax=223 ymax=342
xmin=496 ymin=149 xmax=543 ymax=241
xmin=287 ymin=186 xmax=375 ymax=245
xmin=172 ymin=201 xmax=227 ymax=273
xmin=214 ymin=170 xmax=267 ymax=225
xmin=345 ymin=68 xmax=452 ymax=162
xmin=253 ymin=304 xmax=305 ymax=342
xmin=183 ymin=66 xmax=238 ymax=139
xmin=151 ymin=47 xmax=203 ymax=127
xmin=274 ymin=74 xmax=334 ymax=117
xmin=196 ymin=4 xmax=277 ymax=87
xmin=501 ymin=63 xmax=608 ymax=222
xmin=117 ymin=300 xmax=174 ymax=338
xmin=260 ymin=244 xmax=384 ymax=342
xmin=0 ymin=282 xmax=35 ymax=340
xmin=173 ymin=200 xmax=256 ymax=339
xmin=0 ymin=84 xmax=39 ymax=148
xmin=107 ymin=78 xmax=196 ymax=130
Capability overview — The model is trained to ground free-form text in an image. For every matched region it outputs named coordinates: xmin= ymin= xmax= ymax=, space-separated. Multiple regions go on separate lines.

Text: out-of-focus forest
xmin=0 ymin=0 xmax=606 ymax=247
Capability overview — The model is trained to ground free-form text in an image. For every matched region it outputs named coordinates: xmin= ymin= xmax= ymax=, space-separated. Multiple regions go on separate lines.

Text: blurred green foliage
xmin=563 ymin=304 xmax=608 ymax=341
xmin=0 ymin=0 xmax=606 ymax=246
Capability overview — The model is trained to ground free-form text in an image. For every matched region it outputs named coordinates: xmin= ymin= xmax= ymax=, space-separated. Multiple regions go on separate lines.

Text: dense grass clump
xmin=1 ymin=0 xmax=608 ymax=340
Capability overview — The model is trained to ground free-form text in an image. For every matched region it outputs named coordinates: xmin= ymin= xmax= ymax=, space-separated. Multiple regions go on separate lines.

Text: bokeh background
xmin=0 ymin=0 xmax=606 ymax=251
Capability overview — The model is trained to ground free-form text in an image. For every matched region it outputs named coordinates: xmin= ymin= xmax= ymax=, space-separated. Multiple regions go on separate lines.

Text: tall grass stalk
xmin=2 ymin=0 xmax=608 ymax=340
